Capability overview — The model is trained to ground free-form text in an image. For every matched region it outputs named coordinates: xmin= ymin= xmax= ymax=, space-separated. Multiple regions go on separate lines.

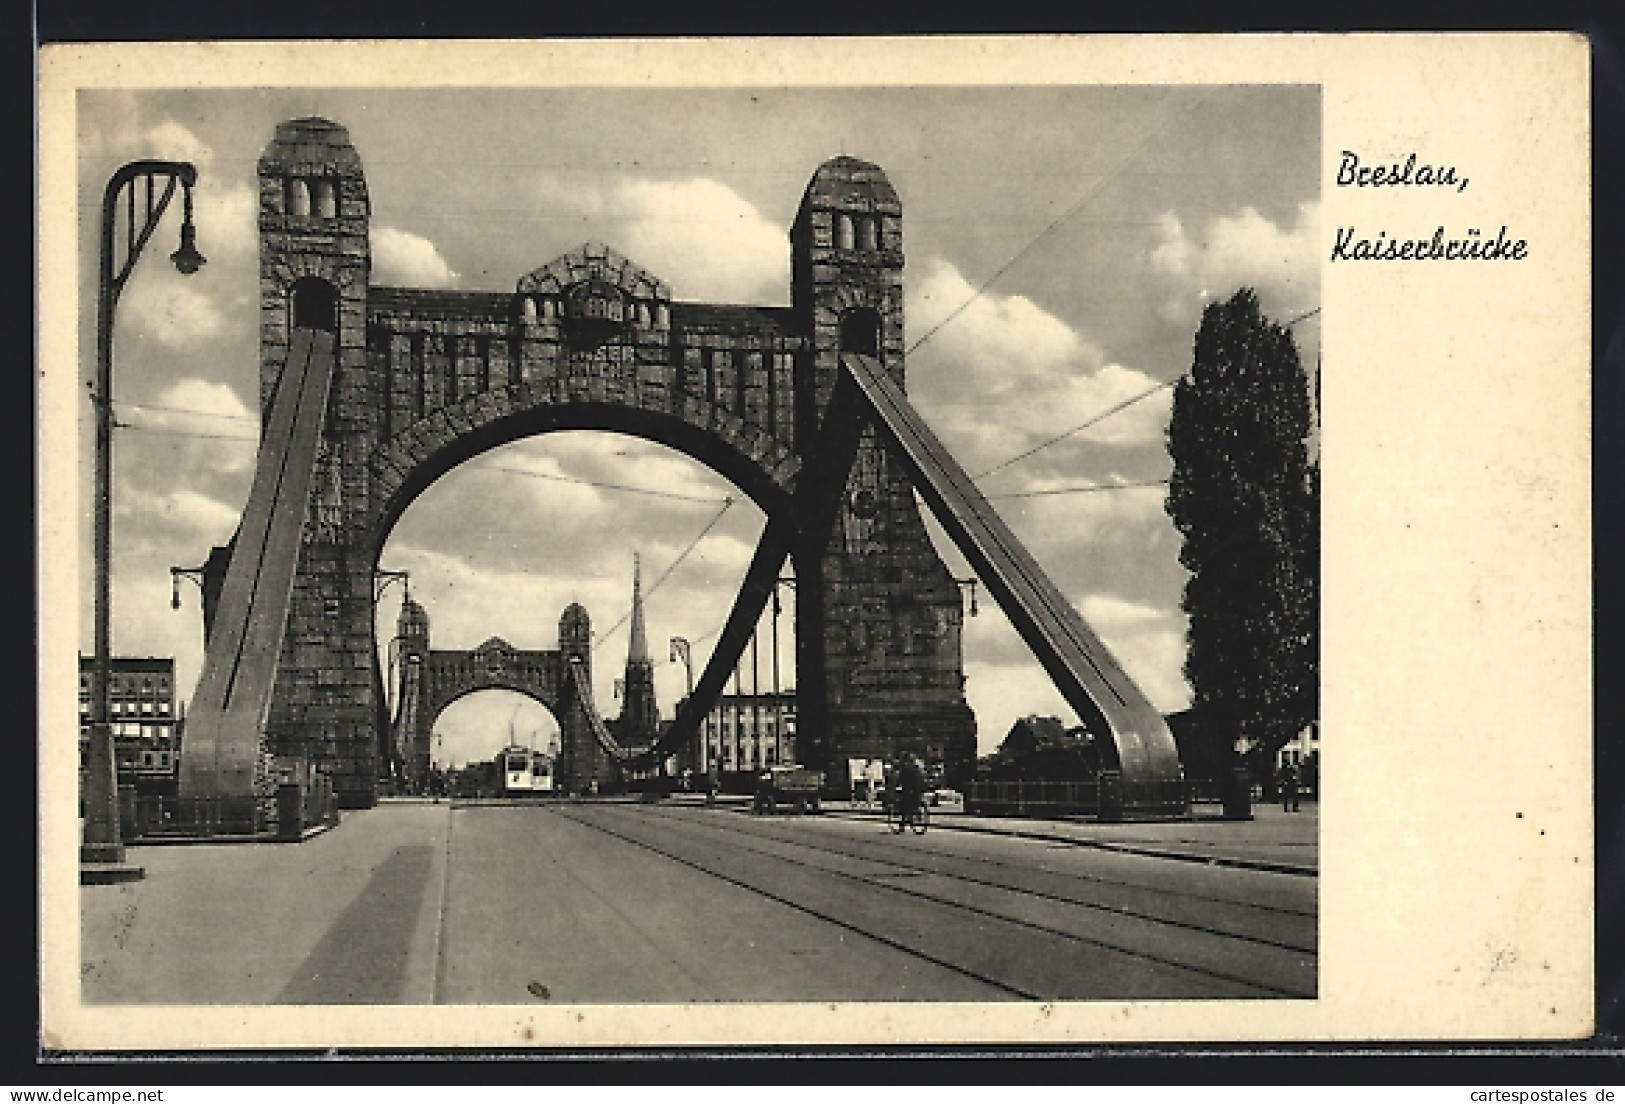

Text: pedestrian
xmin=1280 ymin=758 xmax=1300 ymax=813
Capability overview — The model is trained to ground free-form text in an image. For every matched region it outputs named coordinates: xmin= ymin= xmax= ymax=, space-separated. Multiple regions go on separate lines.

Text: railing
xmin=121 ymin=792 xmax=267 ymax=839
xmin=964 ymin=778 xmax=1102 ymax=818
xmin=965 ymin=771 xmax=1190 ymax=821
xmin=117 ymin=772 xmax=339 ymax=841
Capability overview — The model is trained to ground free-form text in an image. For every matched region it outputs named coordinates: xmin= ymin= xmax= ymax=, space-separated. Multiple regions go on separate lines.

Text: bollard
xmin=276 ymin=782 xmax=304 ymax=841
xmin=1097 ymin=770 xmax=1124 ymax=823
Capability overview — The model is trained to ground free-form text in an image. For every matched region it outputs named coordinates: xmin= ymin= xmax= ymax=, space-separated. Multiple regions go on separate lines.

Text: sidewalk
xmin=816 ymin=800 xmax=1318 ymax=876
xmin=80 ymin=801 xmax=452 ymax=1004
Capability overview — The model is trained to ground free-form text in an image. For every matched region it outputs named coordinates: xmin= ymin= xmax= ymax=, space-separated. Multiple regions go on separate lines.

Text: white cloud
xmin=373 ymin=227 xmax=459 ymax=288
xmin=907 ymin=258 xmax=1170 ymax=467
xmin=536 ymin=175 xmax=786 ymax=304
xmin=994 ymin=473 xmax=1172 ymax=553
xmin=192 ymin=182 xmax=260 ymax=262
xmin=143 ymin=119 xmax=214 ymax=168
xmin=1079 ymin=592 xmax=1189 ymax=712
xmin=120 ymin=487 xmax=242 ymax=541
xmin=1151 ymin=202 xmax=1319 ymax=321
xmin=121 ymin=269 xmax=226 ymax=348
xmin=156 ymin=377 xmax=254 ymax=423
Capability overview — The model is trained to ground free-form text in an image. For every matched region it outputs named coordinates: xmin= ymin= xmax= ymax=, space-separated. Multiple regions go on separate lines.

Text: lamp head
xmin=170 ymin=221 xmax=205 ymax=275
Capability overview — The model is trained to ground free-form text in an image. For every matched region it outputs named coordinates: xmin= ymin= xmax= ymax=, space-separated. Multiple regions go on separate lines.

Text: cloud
xmin=120 ymin=488 xmax=242 ymax=540
xmin=192 ymin=182 xmax=260 ymax=262
xmin=143 ymin=119 xmax=214 ymax=168
xmin=120 ymin=269 xmax=226 ymax=348
xmin=991 ymin=473 xmax=1172 ymax=554
xmin=906 ymin=259 xmax=1170 ymax=470
xmin=535 ymin=175 xmax=786 ymax=304
xmin=84 ymin=104 xmax=215 ymax=171
xmin=373 ymin=227 xmax=459 ymax=288
xmin=1079 ymin=593 xmax=1189 ymax=712
xmin=1151 ymin=202 xmax=1319 ymax=321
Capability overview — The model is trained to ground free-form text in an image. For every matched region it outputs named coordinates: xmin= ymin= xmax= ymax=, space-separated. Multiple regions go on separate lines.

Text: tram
xmin=498 ymin=744 xmax=554 ymax=795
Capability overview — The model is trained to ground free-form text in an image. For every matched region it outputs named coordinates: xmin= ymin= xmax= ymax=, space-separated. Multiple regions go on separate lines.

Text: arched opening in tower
xmin=839 ymin=307 xmax=881 ymax=357
xmin=291 ymin=276 xmax=339 ymax=333
xmin=432 ymin=690 xmax=561 ymax=772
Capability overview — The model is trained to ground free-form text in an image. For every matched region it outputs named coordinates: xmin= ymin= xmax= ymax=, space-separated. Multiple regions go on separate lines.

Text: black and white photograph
xmin=38 ymin=37 xmax=1591 ymax=1049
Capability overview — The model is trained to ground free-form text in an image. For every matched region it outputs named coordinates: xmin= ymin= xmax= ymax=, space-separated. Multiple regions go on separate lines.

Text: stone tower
xmin=618 ymin=554 xmax=660 ymax=751
xmin=255 ymin=117 xmax=378 ymax=807
xmin=392 ymin=595 xmax=430 ymax=784
xmin=789 ymin=156 xmax=978 ymax=781
xmin=555 ymin=601 xmax=604 ymax=792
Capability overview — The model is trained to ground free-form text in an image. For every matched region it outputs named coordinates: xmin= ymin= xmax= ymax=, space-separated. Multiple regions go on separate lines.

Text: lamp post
xmin=372 ymin=570 xmax=410 ymax=788
xmin=669 ymin=636 xmax=694 ymax=771
xmin=84 ymin=161 xmax=204 ymax=875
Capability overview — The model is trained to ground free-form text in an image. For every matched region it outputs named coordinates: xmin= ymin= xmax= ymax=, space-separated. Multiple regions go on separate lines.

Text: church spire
xmin=627 ymin=552 xmax=649 ymax=665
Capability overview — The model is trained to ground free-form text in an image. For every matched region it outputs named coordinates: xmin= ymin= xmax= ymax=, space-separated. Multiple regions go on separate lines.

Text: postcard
xmin=37 ymin=34 xmax=1592 ymax=1050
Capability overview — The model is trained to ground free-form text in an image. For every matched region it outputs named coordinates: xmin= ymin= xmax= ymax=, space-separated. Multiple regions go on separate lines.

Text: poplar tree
xmin=1166 ymin=289 xmax=1318 ymax=784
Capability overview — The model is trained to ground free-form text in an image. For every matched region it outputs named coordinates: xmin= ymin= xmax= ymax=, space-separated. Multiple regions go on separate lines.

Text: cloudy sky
xmin=75 ymin=84 xmax=1319 ymax=767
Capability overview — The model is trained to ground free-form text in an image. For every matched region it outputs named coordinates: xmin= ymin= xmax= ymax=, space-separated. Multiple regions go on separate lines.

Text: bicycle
xmin=887 ymin=793 xmax=929 ymax=835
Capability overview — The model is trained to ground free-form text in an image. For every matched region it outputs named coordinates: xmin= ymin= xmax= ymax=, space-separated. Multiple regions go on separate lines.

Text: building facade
xmin=78 ymin=656 xmax=183 ymax=795
xmin=694 ymin=691 xmax=798 ymax=775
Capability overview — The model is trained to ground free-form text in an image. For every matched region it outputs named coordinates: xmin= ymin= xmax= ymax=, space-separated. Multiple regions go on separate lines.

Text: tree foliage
xmin=1166 ymin=289 xmax=1319 ymax=774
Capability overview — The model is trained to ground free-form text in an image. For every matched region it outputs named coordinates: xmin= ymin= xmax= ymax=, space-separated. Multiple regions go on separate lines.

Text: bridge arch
xmin=425 ymin=684 xmax=562 ymax=757
xmin=368 ymin=388 xmax=799 ymax=542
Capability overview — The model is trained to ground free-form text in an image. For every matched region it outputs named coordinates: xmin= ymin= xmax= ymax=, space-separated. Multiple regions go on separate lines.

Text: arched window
xmin=836 ymin=214 xmax=855 ymax=251
xmin=290 ymin=276 xmax=339 ymax=332
xmin=541 ymin=298 xmax=557 ymax=320
xmin=286 ymin=178 xmax=311 ymax=218
xmin=520 ymin=296 xmax=538 ymax=323
xmin=636 ymin=302 xmax=651 ymax=326
xmin=655 ymin=303 xmax=670 ymax=327
xmin=839 ymin=307 xmax=881 ymax=356
xmin=859 ymin=217 xmax=878 ymax=251
xmin=312 ymin=179 xmax=337 ymax=219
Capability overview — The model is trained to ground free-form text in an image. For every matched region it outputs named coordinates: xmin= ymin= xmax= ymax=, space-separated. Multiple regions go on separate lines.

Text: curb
xmin=818 ymin=809 xmax=1317 ymax=878
xmin=124 ymin=820 xmax=337 ymax=847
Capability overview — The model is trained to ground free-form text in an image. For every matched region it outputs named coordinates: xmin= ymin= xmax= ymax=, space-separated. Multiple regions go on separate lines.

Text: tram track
xmin=548 ymin=803 xmax=1314 ymax=1000
xmin=631 ymin=803 xmax=1316 ymax=952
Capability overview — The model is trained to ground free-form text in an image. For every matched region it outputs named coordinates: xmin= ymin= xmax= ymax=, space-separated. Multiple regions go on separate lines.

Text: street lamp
xmin=669 ymin=636 xmax=695 ymax=772
xmin=169 ymin=563 xmax=206 ymax=610
xmin=84 ymin=161 xmax=204 ymax=876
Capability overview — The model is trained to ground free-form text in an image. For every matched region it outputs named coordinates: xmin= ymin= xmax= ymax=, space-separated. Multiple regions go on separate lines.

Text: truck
xmin=751 ymin=766 xmax=824 ymax=815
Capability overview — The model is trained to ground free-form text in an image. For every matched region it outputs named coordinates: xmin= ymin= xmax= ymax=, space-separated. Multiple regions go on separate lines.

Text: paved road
xmin=436 ymin=802 xmax=1314 ymax=1003
xmin=81 ymin=800 xmax=1315 ymax=1004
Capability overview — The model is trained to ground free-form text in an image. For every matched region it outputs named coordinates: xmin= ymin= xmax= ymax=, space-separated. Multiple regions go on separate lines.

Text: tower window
xmin=859 ymin=217 xmax=877 ymax=251
xmin=839 ymin=307 xmax=881 ymax=357
xmin=285 ymin=178 xmax=311 ymax=218
xmin=836 ymin=214 xmax=855 ymax=251
xmin=312 ymin=179 xmax=338 ymax=220
xmin=520 ymin=296 xmax=538 ymax=323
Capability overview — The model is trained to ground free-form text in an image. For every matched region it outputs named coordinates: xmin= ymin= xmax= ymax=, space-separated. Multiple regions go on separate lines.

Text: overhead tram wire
xmin=971 ymin=380 xmax=1174 ymax=482
xmin=904 ymin=89 xmax=1205 ymax=359
xmin=966 ymin=303 xmax=1322 ymax=485
xmin=485 ymin=463 xmax=729 ymax=506
xmin=111 ymin=401 xmax=731 ymax=506
xmin=985 ymin=479 xmax=1169 ymax=501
